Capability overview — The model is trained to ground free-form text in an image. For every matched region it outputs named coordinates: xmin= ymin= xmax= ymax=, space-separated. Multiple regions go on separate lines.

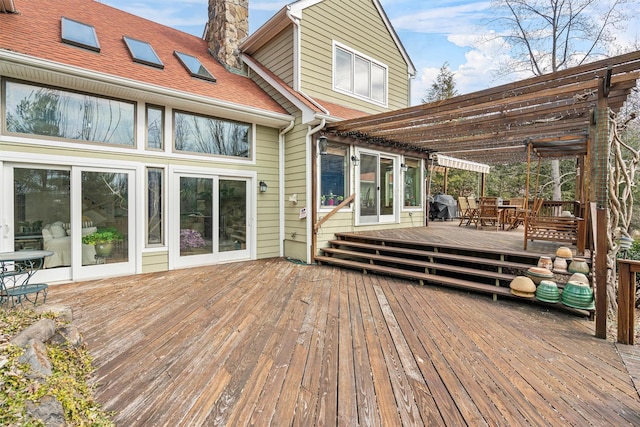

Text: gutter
xmin=279 ymin=119 xmax=296 ymax=257
xmin=0 ymin=50 xmax=294 ymax=128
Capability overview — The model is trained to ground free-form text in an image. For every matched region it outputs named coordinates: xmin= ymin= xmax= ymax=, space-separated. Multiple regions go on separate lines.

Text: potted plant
xmin=82 ymin=227 xmax=124 ymax=257
xmin=180 ymin=228 xmax=207 ymax=252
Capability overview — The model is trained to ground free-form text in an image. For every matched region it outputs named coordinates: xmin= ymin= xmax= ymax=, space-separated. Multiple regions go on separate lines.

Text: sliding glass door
xmin=174 ymin=173 xmax=250 ymax=267
xmin=4 ymin=164 xmax=135 ymax=282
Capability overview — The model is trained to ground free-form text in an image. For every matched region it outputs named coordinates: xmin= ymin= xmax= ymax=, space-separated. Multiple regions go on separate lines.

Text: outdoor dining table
xmin=0 ymin=250 xmax=52 ymax=306
xmin=498 ymin=205 xmax=520 ymax=230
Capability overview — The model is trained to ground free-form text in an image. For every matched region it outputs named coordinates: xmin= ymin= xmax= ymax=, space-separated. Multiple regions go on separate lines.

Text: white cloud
xmin=390 ymin=1 xmax=493 ymax=35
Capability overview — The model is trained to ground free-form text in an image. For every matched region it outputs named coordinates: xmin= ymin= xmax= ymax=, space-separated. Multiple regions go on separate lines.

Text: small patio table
xmin=0 ymin=250 xmax=52 ymax=306
xmin=498 ymin=205 xmax=519 ymax=230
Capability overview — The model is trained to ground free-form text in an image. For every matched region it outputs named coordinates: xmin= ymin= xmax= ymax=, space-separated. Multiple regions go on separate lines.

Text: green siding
xmin=255 ymin=125 xmax=282 ymax=258
xmin=142 ymin=251 xmax=169 ymax=273
xmin=282 ymin=118 xmax=311 ymax=260
xmin=299 ymin=0 xmax=411 ymax=112
xmin=252 ymin=27 xmax=295 ymax=87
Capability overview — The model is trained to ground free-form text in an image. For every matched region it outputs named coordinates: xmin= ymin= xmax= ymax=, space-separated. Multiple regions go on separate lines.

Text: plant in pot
xmin=82 ymin=227 xmax=124 ymax=257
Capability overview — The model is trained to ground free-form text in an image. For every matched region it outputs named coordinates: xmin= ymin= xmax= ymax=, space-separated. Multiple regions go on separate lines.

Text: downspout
xmin=286 ymin=8 xmax=302 ymax=92
xmin=279 ymin=119 xmax=295 ymax=257
xmin=306 ymin=118 xmax=326 ymax=264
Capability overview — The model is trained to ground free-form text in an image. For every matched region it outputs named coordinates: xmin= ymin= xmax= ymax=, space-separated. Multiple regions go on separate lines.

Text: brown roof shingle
xmin=0 ymin=0 xmax=287 ymax=115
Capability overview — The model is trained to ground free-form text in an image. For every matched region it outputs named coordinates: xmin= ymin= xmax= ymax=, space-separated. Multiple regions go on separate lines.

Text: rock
xmin=25 ymin=395 xmax=66 ymax=426
xmin=36 ymin=305 xmax=73 ymax=323
xmin=11 ymin=318 xmax=56 ymax=348
xmin=49 ymin=325 xmax=84 ymax=348
xmin=18 ymin=339 xmax=52 ymax=378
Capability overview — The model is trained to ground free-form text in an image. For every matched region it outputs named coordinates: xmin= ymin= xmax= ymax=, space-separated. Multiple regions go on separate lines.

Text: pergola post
xmin=593 ymin=74 xmax=611 ymax=339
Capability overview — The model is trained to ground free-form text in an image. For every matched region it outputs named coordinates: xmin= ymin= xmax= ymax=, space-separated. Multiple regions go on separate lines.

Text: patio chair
xmin=467 ymin=197 xmax=479 ymax=227
xmin=476 ymin=196 xmax=503 ymax=230
xmin=506 ymin=197 xmax=526 ymax=230
xmin=457 ymin=196 xmax=472 ymax=226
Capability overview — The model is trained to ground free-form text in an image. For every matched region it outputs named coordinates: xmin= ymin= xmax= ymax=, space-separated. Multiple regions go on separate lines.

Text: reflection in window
xmin=219 ymin=180 xmax=247 ymax=252
xmin=124 ymin=36 xmax=164 ymax=68
xmin=174 ymin=111 xmax=250 ymax=158
xmin=334 ymin=44 xmax=387 ymax=105
xmin=14 ymin=168 xmax=70 ymax=258
xmin=81 ymin=171 xmax=129 ymax=265
xmin=146 ymin=105 xmax=164 ymax=150
xmin=320 ymin=143 xmax=348 ymax=207
xmin=61 ymin=17 xmax=100 ymax=52
xmin=404 ymin=158 xmax=422 ymax=207
xmin=147 ymin=168 xmax=163 ymax=246
xmin=179 ymin=177 xmax=212 ymax=256
xmin=4 ymin=80 xmax=135 ymax=145
xmin=174 ymin=51 xmax=216 ymax=82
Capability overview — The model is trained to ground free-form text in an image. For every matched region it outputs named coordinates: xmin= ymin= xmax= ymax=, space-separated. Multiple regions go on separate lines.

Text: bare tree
xmin=490 ymin=0 xmax=635 ymax=200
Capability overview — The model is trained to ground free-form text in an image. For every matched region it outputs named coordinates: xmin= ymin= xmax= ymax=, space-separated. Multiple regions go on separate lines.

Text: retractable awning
xmin=434 ymin=154 xmax=490 ymax=174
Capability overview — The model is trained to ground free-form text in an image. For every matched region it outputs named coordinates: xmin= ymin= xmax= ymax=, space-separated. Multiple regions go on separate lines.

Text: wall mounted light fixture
xmin=318 ymin=135 xmax=328 ymax=155
xmin=401 ymin=163 xmax=408 ymax=172
xmin=350 ymin=155 xmax=360 ymax=166
xmin=259 ymin=180 xmax=268 ymax=193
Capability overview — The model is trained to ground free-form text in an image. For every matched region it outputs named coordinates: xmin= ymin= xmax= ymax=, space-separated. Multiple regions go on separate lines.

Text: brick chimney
xmin=207 ymin=0 xmax=249 ymax=71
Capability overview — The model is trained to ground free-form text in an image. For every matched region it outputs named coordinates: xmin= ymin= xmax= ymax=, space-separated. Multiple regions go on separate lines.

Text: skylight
xmin=174 ymin=51 xmax=216 ymax=82
xmin=124 ymin=36 xmax=164 ymax=69
xmin=61 ymin=17 xmax=100 ymax=52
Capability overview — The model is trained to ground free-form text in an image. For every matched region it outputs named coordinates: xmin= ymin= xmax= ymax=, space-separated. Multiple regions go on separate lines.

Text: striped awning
xmin=434 ymin=154 xmax=490 ymax=174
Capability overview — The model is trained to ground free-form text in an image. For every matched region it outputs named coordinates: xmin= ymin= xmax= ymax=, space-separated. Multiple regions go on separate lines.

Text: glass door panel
xmin=179 ymin=177 xmax=213 ymax=257
xmin=359 ymin=153 xmax=378 ymax=224
xmin=13 ymin=168 xmax=70 ymax=268
xmin=380 ymin=156 xmax=395 ymax=221
xmin=219 ymin=179 xmax=247 ymax=254
xmin=81 ymin=171 xmax=130 ymax=265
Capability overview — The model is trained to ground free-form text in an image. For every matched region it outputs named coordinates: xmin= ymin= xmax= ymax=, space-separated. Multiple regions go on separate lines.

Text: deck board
xmin=45 ymin=226 xmax=639 ymax=426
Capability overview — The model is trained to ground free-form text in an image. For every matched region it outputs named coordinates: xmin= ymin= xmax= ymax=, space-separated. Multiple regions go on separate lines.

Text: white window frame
xmin=332 ymin=41 xmax=388 ymax=107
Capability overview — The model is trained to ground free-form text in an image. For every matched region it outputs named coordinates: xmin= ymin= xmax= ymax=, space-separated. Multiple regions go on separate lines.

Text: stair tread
xmin=315 ymin=255 xmax=513 ymax=296
xmin=334 ymin=232 xmax=545 ymax=259
xmin=328 ymin=239 xmax=534 ymax=270
xmin=321 ymin=247 xmax=516 ymax=281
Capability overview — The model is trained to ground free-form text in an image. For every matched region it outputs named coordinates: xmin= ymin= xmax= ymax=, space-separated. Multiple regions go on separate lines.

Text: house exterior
xmin=240 ymin=0 xmax=425 ymax=263
xmin=0 ymin=0 xmax=425 ymax=283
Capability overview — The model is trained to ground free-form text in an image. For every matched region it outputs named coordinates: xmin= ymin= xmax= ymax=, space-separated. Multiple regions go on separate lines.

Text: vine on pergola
xmin=606 ymin=111 xmax=639 ymax=316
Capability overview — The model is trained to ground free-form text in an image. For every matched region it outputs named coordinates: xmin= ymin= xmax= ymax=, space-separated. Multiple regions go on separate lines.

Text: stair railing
xmin=314 ymin=193 xmax=356 ymax=234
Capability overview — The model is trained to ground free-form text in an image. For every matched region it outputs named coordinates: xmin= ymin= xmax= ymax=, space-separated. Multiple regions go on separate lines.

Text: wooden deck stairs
xmin=316 ymin=232 xmax=591 ymax=315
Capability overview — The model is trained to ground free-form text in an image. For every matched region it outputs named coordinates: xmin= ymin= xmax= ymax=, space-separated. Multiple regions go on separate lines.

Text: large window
xmin=173 ymin=111 xmax=251 ymax=158
xmin=403 ymin=158 xmax=422 ymax=207
xmin=334 ymin=43 xmax=387 ymax=105
xmin=147 ymin=168 xmax=163 ymax=246
xmin=4 ymin=80 xmax=135 ymax=146
xmin=320 ymin=143 xmax=349 ymax=207
xmin=146 ymin=105 xmax=164 ymax=150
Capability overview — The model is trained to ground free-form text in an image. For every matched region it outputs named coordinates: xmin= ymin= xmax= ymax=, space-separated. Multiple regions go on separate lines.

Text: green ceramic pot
xmin=536 ymin=280 xmax=560 ymax=303
xmin=561 ymin=281 xmax=594 ymax=310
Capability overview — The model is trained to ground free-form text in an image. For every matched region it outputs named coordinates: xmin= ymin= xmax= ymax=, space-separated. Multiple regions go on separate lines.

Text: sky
xmin=99 ymin=0 xmax=640 ymax=106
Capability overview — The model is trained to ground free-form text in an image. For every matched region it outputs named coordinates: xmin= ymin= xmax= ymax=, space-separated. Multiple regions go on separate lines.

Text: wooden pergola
xmin=324 ymin=50 xmax=640 ymax=339
xmin=326 ymin=50 xmax=640 ymax=165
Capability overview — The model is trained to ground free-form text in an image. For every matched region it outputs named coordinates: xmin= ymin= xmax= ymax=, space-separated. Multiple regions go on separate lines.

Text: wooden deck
xmin=46 ymin=225 xmax=640 ymax=426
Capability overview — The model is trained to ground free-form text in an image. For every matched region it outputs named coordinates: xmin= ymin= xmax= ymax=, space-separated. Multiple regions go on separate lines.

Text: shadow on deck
xmin=47 ymin=245 xmax=639 ymax=425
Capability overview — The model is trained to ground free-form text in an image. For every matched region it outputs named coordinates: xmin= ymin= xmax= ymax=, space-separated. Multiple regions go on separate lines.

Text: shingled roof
xmin=0 ymin=0 xmax=288 ymax=118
